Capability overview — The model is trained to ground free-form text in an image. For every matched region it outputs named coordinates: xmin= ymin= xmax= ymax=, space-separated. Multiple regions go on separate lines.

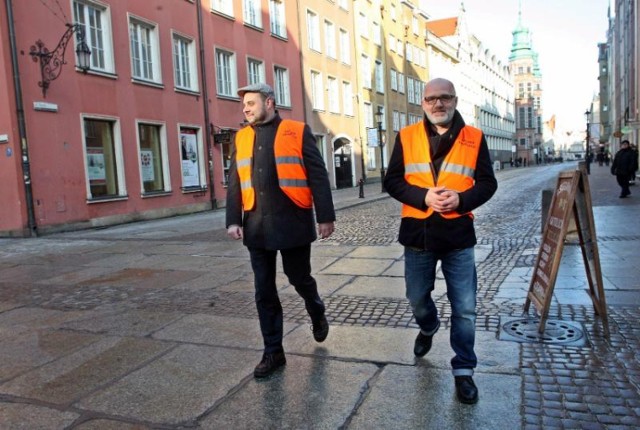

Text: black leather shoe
xmin=455 ymin=376 xmax=479 ymax=404
xmin=413 ymin=332 xmax=433 ymax=357
xmin=254 ymin=352 xmax=286 ymax=378
xmin=312 ymin=315 xmax=329 ymax=342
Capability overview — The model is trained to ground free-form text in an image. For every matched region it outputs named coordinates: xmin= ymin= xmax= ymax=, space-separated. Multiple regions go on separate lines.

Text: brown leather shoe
xmin=254 ymin=352 xmax=286 ymax=378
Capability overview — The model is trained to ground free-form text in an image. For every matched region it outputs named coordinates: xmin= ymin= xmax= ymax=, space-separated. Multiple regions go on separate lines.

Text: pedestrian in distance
xmin=226 ymin=83 xmax=336 ymax=378
xmin=611 ymin=140 xmax=636 ymax=198
xmin=383 ymin=78 xmax=498 ymax=404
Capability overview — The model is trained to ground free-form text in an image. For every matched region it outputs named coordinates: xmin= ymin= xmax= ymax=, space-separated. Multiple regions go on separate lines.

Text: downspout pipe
xmin=5 ymin=0 xmax=37 ymax=236
xmin=196 ymin=0 xmax=216 ymax=209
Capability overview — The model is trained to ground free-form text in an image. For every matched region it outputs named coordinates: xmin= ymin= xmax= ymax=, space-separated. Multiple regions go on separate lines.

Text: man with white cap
xmin=226 ymin=83 xmax=336 ymax=378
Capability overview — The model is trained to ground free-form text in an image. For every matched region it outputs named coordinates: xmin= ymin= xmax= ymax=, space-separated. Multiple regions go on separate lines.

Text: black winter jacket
xmin=225 ymin=114 xmax=335 ymax=250
xmin=383 ymin=111 xmax=497 ymax=252
xmin=611 ymin=147 xmax=636 ymax=176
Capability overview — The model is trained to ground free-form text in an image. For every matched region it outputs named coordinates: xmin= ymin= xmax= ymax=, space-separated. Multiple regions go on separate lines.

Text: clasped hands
xmin=425 ymin=186 xmax=459 ymax=213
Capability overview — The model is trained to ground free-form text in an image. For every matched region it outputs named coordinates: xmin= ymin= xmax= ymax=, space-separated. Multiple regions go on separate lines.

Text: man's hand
xmin=227 ymin=224 xmax=243 ymax=240
xmin=318 ymin=222 xmax=335 ymax=239
xmin=425 ymin=186 xmax=459 ymax=213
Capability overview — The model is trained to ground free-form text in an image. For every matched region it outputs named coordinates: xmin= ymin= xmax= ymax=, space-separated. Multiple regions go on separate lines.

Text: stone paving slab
xmin=153 ymin=314 xmax=298 ymax=350
xmin=75 ymin=344 xmax=258 ymax=425
xmin=344 ymin=245 xmax=405 ymax=259
xmin=348 ymin=365 xmax=522 ymax=430
xmin=336 ymin=275 xmax=406 ymax=299
xmin=200 ymin=355 xmax=379 ymax=429
xmin=0 ymin=337 xmax=172 ymax=405
xmin=282 ymin=274 xmax=355 ymax=297
xmin=59 ymin=309 xmax=184 ymax=337
xmin=0 ymin=402 xmax=79 ymax=430
xmin=284 ymin=325 xmax=419 ymax=365
xmin=320 ymin=257 xmax=396 ymax=276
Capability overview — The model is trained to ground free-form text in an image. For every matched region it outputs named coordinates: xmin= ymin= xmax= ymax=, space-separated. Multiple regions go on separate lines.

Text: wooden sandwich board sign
xmin=523 ymin=166 xmax=609 ymax=336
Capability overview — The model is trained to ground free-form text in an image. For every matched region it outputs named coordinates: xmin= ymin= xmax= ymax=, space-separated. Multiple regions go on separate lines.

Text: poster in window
xmin=87 ymin=148 xmax=106 ymax=184
xmin=180 ymin=130 xmax=200 ymax=187
xmin=140 ymin=150 xmax=155 ymax=182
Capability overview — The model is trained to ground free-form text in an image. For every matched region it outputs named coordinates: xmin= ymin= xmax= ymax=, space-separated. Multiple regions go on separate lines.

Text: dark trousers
xmin=616 ymin=174 xmax=630 ymax=196
xmin=249 ymin=244 xmax=325 ymax=354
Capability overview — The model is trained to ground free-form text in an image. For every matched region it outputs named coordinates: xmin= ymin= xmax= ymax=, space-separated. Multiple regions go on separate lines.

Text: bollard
xmin=358 ymin=178 xmax=365 ymax=198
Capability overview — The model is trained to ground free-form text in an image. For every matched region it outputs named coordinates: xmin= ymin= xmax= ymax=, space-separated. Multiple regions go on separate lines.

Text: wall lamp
xmin=29 ymin=23 xmax=91 ymax=98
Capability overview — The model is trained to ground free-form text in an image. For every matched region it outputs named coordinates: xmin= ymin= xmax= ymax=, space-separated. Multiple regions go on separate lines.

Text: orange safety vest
xmin=235 ymin=119 xmax=313 ymax=210
xmin=399 ymin=123 xmax=482 ymax=220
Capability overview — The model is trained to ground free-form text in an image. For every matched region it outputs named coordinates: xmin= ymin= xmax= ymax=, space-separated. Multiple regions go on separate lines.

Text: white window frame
xmin=310 ymin=70 xmax=324 ymax=110
xmin=128 ymin=15 xmax=162 ymax=84
xmin=211 ymin=0 xmax=234 ymax=17
xmin=373 ymin=21 xmax=381 ymax=46
xmin=361 ymin=54 xmax=371 ymax=89
xmin=363 ymin=102 xmax=373 ymax=129
xmin=324 ymin=20 xmax=336 ymax=59
xmin=247 ymin=57 xmax=265 ymax=85
xmin=306 ymin=9 xmax=321 ymax=52
xmin=172 ymin=31 xmax=198 ymax=92
xmin=390 ymin=69 xmax=398 ymax=91
xmin=215 ymin=48 xmax=238 ymax=97
xmin=135 ymin=120 xmax=171 ymax=194
xmin=392 ymin=110 xmax=400 ymax=131
xmin=398 ymin=72 xmax=405 ymax=94
xmin=358 ymin=13 xmax=368 ymax=39
xmin=339 ymin=28 xmax=351 ymax=65
xmin=81 ymin=114 xmax=126 ymax=200
xmin=269 ymin=0 xmax=287 ymax=38
xmin=327 ymin=76 xmax=339 ymax=114
xmin=375 ymin=60 xmax=384 ymax=93
xmin=274 ymin=65 xmax=291 ymax=107
xmin=243 ymin=0 xmax=262 ymax=28
xmin=73 ymin=0 xmax=115 ymax=74
xmin=342 ymin=80 xmax=353 ymax=116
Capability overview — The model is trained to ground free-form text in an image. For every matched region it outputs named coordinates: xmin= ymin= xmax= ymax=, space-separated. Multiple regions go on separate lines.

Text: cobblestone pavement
xmin=1 ymin=162 xmax=639 ymax=429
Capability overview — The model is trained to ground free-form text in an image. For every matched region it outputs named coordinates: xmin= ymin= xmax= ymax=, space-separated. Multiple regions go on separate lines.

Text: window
xmin=212 ymin=0 xmax=233 ymax=16
xmin=390 ymin=69 xmax=398 ymax=91
xmin=412 ymin=16 xmax=419 ymax=35
xmin=138 ymin=123 xmax=169 ymax=194
xmin=172 ymin=33 xmax=198 ymax=92
xmin=307 ymin=10 xmax=320 ymax=51
xmin=397 ymin=72 xmax=405 ymax=93
xmin=324 ymin=20 xmax=336 ymax=59
xmin=527 ymin=107 xmax=533 ymax=128
xmin=367 ymin=147 xmax=376 ymax=169
xmin=375 ymin=60 xmax=384 ymax=93
xmin=392 ymin=110 xmax=400 ymax=131
xmin=342 ymin=81 xmax=353 ymax=116
xmin=129 ymin=17 xmax=161 ymax=83
xmin=361 ymin=55 xmax=371 ymax=89
xmin=518 ymin=107 xmax=525 ymax=128
xmin=274 ymin=66 xmax=291 ymax=107
xmin=180 ymin=127 xmax=204 ymax=188
xmin=83 ymin=117 xmax=124 ymax=199
xmin=363 ymin=102 xmax=373 ymax=129
xmin=399 ymin=112 xmax=407 ymax=129
xmin=310 ymin=70 xmax=324 ymax=110
xmin=215 ymin=48 xmax=237 ymax=97
xmin=243 ymin=0 xmax=262 ymax=28
xmin=327 ymin=76 xmax=339 ymax=113
xmin=389 ymin=35 xmax=396 ymax=52
xmin=247 ymin=58 xmax=265 ymax=85
xmin=337 ymin=0 xmax=349 ymax=10
xmin=358 ymin=13 xmax=368 ymax=38
xmin=406 ymin=42 xmax=413 ymax=62
xmin=339 ymin=29 xmax=350 ymax=64
xmin=73 ymin=0 xmax=114 ymax=73
xmin=269 ymin=0 xmax=286 ymax=38
xmin=373 ymin=21 xmax=381 ymax=45
xmin=407 ymin=78 xmax=415 ymax=104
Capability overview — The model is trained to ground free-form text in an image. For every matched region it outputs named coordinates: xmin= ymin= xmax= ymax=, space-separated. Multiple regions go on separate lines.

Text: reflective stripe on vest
xmin=399 ymin=122 xmax=483 ymax=220
xmin=235 ymin=119 xmax=313 ymax=210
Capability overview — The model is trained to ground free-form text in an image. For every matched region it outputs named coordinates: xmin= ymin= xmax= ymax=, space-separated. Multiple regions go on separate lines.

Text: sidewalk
xmin=0 ymin=163 xmax=638 ymax=429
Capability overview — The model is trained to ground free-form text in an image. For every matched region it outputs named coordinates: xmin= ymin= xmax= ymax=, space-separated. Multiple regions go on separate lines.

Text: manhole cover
xmin=499 ymin=317 xmax=589 ymax=346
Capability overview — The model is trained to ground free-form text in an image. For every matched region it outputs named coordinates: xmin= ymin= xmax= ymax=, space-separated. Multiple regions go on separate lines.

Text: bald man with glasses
xmin=384 ymin=78 xmax=497 ymax=404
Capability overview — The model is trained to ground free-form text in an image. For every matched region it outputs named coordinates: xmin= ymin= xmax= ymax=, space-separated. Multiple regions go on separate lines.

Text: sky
xmin=425 ymin=0 xmax=612 ymax=134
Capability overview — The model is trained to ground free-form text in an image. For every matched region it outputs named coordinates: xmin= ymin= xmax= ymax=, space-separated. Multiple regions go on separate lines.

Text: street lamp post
xmin=585 ymin=109 xmax=591 ymax=174
xmin=375 ymin=106 xmax=386 ymax=192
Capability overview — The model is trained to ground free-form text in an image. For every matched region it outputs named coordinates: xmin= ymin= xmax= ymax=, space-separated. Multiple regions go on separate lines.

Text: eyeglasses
xmin=423 ymin=94 xmax=456 ymax=105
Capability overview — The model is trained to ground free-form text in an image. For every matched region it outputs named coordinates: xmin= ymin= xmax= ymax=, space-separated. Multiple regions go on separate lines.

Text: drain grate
xmin=498 ymin=317 xmax=589 ymax=346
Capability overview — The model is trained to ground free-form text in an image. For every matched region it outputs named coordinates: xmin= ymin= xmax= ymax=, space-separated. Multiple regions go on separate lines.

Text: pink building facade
xmin=0 ymin=0 xmax=303 ymax=237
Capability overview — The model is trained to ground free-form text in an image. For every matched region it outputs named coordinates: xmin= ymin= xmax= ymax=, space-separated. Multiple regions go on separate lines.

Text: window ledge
xmin=87 ymin=195 xmax=129 ymax=204
xmin=141 ymin=191 xmax=172 ymax=198
xmin=132 ymin=78 xmax=165 ymax=89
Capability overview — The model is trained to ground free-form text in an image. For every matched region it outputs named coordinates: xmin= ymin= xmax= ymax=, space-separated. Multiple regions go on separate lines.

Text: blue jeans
xmin=404 ymin=246 xmax=477 ymax=376
xmin=249 ymin=245 xmax=325 ymax=354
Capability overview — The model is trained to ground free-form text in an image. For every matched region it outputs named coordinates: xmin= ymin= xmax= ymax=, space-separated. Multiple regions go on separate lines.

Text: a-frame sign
xmin=524 ymin=166 xmax=609 ymax=336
